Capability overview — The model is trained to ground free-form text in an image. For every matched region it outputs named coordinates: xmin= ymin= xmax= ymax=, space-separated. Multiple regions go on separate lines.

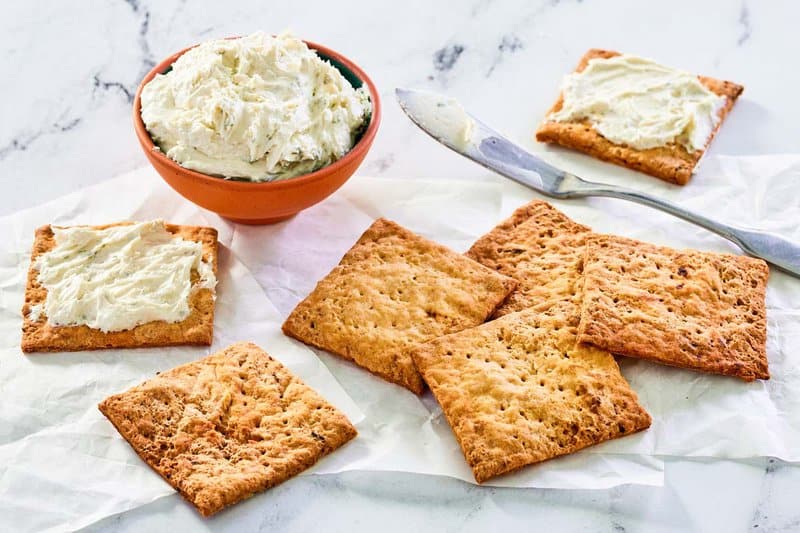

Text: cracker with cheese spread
xmin=536 ymin=49 xmax=743 ymax=185
xmin=21 ymin=221 xmax=218 ymax=352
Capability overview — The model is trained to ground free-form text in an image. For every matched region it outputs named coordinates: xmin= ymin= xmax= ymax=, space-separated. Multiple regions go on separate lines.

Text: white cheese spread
xmin=140 ymin=32 xmax=372 ymax=181
xmin=34 ymin=221 xmax=216 ymax=332
xmin=402 ymin=91 xmax=474 ymax=150
xmin=548 ymin=54 xmax=726 ymax=152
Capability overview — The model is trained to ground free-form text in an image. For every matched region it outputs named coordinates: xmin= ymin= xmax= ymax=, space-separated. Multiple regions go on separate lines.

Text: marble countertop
xmin=2 ymin=1 xmax=798 ymax=531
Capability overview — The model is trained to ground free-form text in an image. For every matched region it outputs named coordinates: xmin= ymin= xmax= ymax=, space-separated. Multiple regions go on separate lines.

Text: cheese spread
xmin=401 ymin=90 xmax=474 ymax=150
xmin=33 ymin=221 xmax=216 ymax=332
xmin=140 ymin=32 xmax=372 ymax=181
xmin=548 ymin=54 xmax=726 ymax=152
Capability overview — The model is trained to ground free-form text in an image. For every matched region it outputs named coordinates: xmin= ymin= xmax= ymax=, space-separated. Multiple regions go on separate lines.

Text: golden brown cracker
xmin=466 ymin=200 xmax=592 ymax=317
xmin=282 ymin=218 xmax=517 ymax=394
xmin=412 ymin=303 xmax=651 ymax=483
xmin=21 ymin=222 xmax=218 ymax=352
xmin=98 ymin=342 xmax=357 ymax=517
xmin=536 ymin=49 xmax=744 ymax=185
xmin=578 ymin=234 xmax=769 ymax=381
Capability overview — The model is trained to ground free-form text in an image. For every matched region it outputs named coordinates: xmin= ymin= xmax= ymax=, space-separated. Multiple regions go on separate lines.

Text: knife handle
xmin=566 ymin=178 xmax=800 ymax=277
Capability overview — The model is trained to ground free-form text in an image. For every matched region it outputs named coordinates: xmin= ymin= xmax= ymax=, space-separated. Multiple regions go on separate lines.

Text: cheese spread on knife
xmin=33 ymin=221 xmax=216 ymax=332
xmin=140 ymin=32 xmax=372 ymax=182
xmin=548 ymin=54 xmax=726 ymax=152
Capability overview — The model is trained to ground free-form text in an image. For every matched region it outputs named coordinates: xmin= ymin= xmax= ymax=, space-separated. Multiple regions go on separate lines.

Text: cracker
xmin=21 ymin=222 xmax=218 ymax=353
xmin=466 ymin=200 xmax=592 ymax=317
xmin=578 ymin=234 xmax=769 ymax=381
xmin=536 ymin=49 xmax=744 ymax=185
xmin=282 ymin=218 xmax=517 ymax=394
xmin=412 ymin=303 xmax=651 ymax=483
xmin=98 ymin=342 xmax=357 ymax=517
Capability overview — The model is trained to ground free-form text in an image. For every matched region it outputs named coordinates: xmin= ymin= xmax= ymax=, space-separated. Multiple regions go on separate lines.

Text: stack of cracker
xmin=279 ymin=213 xmax=628 ymax=482
xmin=450 ymin=200 xmax=768 ymax=480
xmin=467 ymin=201 xmax=769 ymax=383
xmin=283 ymin=204 xmax=769 ymax=483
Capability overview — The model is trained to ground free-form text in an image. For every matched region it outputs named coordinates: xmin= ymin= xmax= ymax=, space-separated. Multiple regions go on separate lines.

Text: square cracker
xmin=98 ymin=342 xmax=357 ymax=517
xmin=282 ymin=218 xmax=517 ymax=394
xmin=21 ymin=222 xmax=218 ymax=353
xmin=578 ymin=234 xmax=769 ymax=381
xmin=466 ymin=200 xmax=592 ymax=318
xmin=536 ymin=49 xmax=744 ymax=185
xmin=412 ymin=302 xmax=651 ymax=483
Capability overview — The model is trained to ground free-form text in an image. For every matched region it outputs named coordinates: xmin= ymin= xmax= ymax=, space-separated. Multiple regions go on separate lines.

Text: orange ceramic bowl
xmin=133 ymin=38 xmax=381 ymax=224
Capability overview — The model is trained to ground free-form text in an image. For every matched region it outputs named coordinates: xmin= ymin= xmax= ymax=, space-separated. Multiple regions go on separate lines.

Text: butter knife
xmin=395 ymin=88 xmax=800 ymax=278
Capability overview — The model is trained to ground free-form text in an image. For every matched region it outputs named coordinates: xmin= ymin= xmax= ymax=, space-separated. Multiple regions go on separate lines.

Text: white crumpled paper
xmin=0 ymin=170 xmax=664 ymax=532
xmin=214 ymin=153 xmax=800 ymax=463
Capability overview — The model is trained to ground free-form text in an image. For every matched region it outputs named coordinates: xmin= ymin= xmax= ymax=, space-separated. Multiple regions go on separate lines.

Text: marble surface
xmin=2 ymin=0 xmax=799 ymax=531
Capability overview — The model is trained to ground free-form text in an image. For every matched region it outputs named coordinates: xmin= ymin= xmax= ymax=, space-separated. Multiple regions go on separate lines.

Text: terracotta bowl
xmin=133 ymin=38 xmax=381 ymax=224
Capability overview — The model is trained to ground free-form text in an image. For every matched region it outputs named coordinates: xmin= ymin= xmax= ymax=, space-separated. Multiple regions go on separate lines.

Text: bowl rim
xmin=132 ymin=36 xmax=381 ymax=190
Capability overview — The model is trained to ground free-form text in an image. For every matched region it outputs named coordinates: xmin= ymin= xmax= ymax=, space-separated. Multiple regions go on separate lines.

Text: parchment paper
xmin=0 ymin=170 xmax=663 ymax=532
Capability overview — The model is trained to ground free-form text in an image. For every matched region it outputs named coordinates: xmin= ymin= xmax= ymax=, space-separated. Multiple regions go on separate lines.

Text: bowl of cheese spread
xmin=133 ymin=32 xmax=381 ymax=224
